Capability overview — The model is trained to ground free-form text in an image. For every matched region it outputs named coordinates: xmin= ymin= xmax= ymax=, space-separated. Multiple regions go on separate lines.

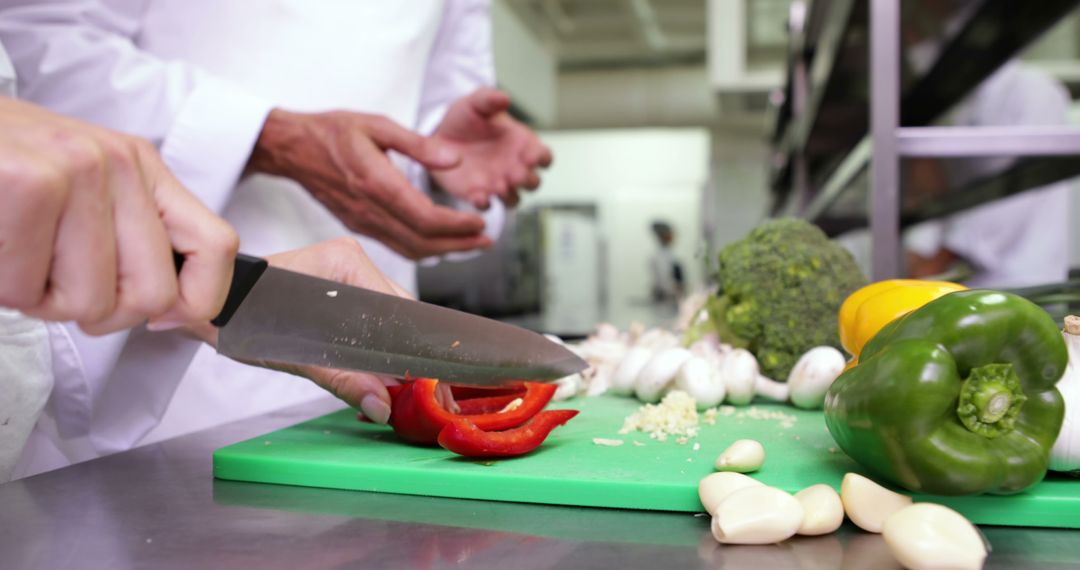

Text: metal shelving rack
xmin=770 ymin=0 xmax=1080 ymax=280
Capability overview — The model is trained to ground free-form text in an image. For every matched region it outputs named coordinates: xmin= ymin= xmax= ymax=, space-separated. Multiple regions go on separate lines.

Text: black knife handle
xmin=173 ymin=251 xmax=268 ymax=327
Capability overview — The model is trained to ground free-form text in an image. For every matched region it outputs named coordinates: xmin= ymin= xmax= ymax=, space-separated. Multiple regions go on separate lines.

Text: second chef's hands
xmin=0 ymin=97 xmax=238 ymax=335
xmin=429 ymin=88 xmax=552 ymax=210
xmin=248 ymin=108 xmax=493 ymax=260
xmin=247 ymin=88 xmax=551 ymax=259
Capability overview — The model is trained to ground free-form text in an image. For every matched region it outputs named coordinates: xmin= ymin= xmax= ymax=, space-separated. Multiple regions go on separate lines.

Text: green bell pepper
xmin=824 ymin=290 xmax=1067 ymax=495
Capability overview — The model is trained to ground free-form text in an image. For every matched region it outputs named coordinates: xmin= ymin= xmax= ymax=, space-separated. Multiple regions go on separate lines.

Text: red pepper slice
xmin=448 ymin=384 xmax=526 ymax=400
xmin=455 ymin=393 xmax=524 ymax=415
xmin=437 ymin=410 xmax=579 ymax=458
xmin=389 ymin=378 xmax=557 ymax=445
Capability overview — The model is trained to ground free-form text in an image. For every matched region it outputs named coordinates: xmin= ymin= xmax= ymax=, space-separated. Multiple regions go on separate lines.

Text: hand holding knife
xmin=176 ymin=248 xmax=586 ymax=387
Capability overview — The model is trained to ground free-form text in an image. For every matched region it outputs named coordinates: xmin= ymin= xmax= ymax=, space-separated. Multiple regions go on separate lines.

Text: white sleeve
xmin=415 ymin=0 xmax=496 ymax=136
xmin=413 ymin=0 xmax=505 ymax=255
xmin=0 ymin=38 xmax=15 ymax=97
xmin=942 ymin=65 xmax=1071 ymax=268
xmin=0 ymin=0 xmax=272 ymax=213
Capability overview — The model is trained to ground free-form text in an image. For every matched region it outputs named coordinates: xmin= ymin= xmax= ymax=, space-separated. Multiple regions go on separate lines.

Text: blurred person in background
xmin=649 ymin=221 xmax=685 ymax=303
xmin=0 ymin=0 xmax=551 ymax=477
xmin=904 ymin=60 xmax=1071 ymax=288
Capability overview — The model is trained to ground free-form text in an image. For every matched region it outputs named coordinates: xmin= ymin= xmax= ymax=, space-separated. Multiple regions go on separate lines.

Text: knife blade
xmin=200 ymin=254 xmax=587 ymax=385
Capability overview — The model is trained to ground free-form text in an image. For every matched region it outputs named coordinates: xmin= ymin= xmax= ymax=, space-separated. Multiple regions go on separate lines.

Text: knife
xmin=178 ymin=253 xmax=588 ymax=385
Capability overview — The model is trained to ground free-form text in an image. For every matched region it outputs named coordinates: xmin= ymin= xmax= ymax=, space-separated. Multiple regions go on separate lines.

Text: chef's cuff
xmin=159 ymin=74 xmax=273 ymax=214
xmin=903 ymin=221 xmax=945 ymax=258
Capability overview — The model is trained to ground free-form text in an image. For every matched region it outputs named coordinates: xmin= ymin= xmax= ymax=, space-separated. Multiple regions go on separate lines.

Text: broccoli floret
xmin=705 ymin=219 xmax=866 ymax=379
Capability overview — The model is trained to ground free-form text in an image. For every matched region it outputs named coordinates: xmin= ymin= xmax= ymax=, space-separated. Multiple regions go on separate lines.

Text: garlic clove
xmin=794 ymin=484 xmax=844 ymax=536
xmin=698 ymin=471 xmax=765 ymax=515
xmin=882 ymin=503 xmax=987 ymax=570
xmin=841 ymin=473 xmax=913 ymax=533
xmin=715 ymin=439 xmax=765 ymax=473
xmin=711 ymin=486 xmax=804 ymax=545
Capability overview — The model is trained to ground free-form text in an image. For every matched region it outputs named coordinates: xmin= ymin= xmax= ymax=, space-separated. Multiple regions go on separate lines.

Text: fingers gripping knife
xmin=174 ymin=252 xmax=587 ymax=385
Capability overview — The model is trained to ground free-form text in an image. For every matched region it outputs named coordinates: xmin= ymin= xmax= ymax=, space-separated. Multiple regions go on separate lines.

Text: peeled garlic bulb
xmin=794 ymin=484 xmax=844 ymax=536
xmin=711 ymin=486 xmax=804 ymax=545
xmin=698 ymin=471 xmax=765 ymax=515
xmin=841 ymin=472 xmax=913 ymax=533
xmin=715 ymin=439 xmax=765 ymax=473
xmin=882 ymin=503 xmax=987 ymax=570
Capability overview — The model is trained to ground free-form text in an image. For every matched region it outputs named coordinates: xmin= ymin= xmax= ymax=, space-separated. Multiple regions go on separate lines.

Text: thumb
xmin=365 ymin=115 xmax=460 ymax=170
xmin=467 ymin=87 xmax=511 ymax=118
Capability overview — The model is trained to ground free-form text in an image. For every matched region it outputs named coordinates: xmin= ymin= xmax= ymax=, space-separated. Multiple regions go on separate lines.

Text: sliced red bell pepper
xmin=437 ymin=410 xmax=579 ymax=458
xmin=448 ymin=383 xmax=526 ymax=400
xmin=455 ymin=393 xmax=524 ymax=415
xmin=389 ymin=378 xmax=557 ymax=445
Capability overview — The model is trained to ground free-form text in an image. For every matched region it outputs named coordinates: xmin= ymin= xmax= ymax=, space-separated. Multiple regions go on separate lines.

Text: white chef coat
xmin=0 ymin=0 xmax=503 ymax=477
xmin=0 ymin=41 xmax=53 ymax=482
xmin=905 ymin=61 xmax=1071 ymax=288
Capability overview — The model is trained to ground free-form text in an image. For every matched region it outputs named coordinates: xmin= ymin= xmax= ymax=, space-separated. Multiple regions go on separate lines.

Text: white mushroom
xmin=674 ymin=356 xmax=726 ymax=409
xmin=720 ymin=348 xmax=765 ymax=405
xmin=635 ymin=347 xmax=693 ymax=402
xmin=634 ymin=328 xmax=679 ymax=351
xmin=611 ymin=347 xmax=654 ymax=396
xmin=1051 ymin=315 xmax=1080 ymax=473
xmin=551 ymin=373 xmax=582 ymax=402
xmin=689 ymin=337 xmax=724 ymax=360
xmin=585 ymin=363 xmax=614 ymax=397
xmin=754 ymin=375 xmax=790 ymax=402
xmin=787 ymin=346 xmax=847 ymax=409
xmin=593 ymin=322 xmax=622 ymax=343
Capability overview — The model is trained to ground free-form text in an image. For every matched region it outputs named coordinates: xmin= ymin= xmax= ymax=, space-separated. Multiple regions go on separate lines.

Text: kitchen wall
xmin=520 ymin=129 xmax=711 ymax=322
xmin=491 ymin=0 xmax=557 ymax=125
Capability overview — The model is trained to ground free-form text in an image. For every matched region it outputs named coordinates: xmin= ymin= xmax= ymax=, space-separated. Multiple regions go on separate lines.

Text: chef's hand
xmin=429 ymin=88 xmax=552 ymax=209
xmin=248 ymin=109 xmax=492 ymax=260
xmin=0 ymin=97 xmax=238 ymax=335
xmin=189 ymin=238 xmax=410 ymax=424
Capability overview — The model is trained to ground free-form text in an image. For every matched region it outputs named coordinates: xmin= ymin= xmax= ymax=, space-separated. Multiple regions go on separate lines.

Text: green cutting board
xmin=213 ymin=395 xmax=1080 ymax=528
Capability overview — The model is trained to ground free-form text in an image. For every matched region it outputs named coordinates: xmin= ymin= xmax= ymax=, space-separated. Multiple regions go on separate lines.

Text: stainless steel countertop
xmin=3 ymin=399 xmax=1079 ymax=570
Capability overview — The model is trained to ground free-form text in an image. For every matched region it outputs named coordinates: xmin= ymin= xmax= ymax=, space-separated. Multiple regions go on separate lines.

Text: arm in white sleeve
xmin=0 ymin=0 xmax=272 ymax=212
xmin=414 ymin=0 xmax=504 ymax=253
xmin=415 ymin=0 xmax=496 ymax=136
xmin=942 ymin=64 xmax=1072 ymax=274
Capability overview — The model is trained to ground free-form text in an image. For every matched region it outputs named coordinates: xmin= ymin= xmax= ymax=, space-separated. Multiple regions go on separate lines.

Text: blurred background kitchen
xmin=420 ymin=0 xmax=1080 ymax=337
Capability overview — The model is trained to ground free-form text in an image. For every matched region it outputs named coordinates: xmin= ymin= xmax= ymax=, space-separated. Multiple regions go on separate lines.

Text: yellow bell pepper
xmin=838 ymin=279 xmax=967 ymax=360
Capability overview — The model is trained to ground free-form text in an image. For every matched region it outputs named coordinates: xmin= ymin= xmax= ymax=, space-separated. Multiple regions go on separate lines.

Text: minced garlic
xmin=619 ymin=390 xmax=700 ymax=441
